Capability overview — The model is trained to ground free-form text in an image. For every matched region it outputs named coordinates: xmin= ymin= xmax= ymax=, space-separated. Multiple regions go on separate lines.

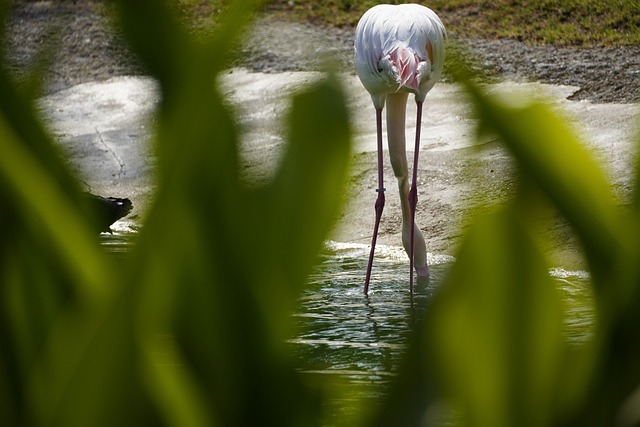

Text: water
xmin=99 ymin=233 xmax=595 ymax=425
xmin=98 ymin=230 xmax=134 ymax=259
xmin=550 ymin=267 xmax=595 ymax=344
xmin=288 ymin=241 xmax=455 ymax=424
xmin=288 ymin=242 xmax=595 ymax=425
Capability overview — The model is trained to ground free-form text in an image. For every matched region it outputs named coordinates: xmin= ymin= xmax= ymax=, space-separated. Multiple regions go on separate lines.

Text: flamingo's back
xmin=354 ymin=4 xmax=446 ymax=105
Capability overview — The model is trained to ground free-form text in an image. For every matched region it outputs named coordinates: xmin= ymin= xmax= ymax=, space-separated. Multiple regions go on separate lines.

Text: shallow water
xmin=288 ymin=241 xmax=455 ymax=424
xmin=98 ymin=230 xmax=133 ymax=259
xmin=289 ymin=241 xmax=595 ymax=424
xmin=100 ymin=232 xmax=594 ymax=425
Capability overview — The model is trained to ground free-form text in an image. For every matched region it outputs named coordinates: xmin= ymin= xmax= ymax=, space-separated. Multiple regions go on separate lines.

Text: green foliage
xmin=2 ymin=0 xmax=640 ymax=427
xmin=1 ymin=0 xmax=350 ymax=426
xmin=373 ymin=69 xmax=640 ymax=426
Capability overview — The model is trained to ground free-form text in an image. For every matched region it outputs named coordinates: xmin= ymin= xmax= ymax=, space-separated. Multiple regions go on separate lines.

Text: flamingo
xmin=354 ymin=4 xmax=446 ymax=294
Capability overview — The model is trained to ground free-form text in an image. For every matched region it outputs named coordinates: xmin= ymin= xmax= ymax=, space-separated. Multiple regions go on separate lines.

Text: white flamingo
xmin=354 ymin=4 xmax=446 ymax=293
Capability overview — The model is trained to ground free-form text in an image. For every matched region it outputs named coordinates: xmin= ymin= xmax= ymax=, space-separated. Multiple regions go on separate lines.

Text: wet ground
xmin=36 ymin=71 xmax=639 ymax=271
xmin=5 ymin=0 xmax=640 ymax=267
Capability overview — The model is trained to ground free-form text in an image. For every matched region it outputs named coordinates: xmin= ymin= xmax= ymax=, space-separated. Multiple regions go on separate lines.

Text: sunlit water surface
xmin=100 ymin=232 xmax=594 ymax=425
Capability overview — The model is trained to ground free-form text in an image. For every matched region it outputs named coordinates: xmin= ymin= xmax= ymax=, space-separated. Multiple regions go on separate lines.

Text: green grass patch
xmin=261 ymin=0 xmax=639 ymax=46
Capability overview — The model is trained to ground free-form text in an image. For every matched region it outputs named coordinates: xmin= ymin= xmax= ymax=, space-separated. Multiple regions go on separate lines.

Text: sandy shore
xmin=8 ymin=0 xmax=638 ymax=270
xmin=37 ymin=70 xmax=640 ymax=271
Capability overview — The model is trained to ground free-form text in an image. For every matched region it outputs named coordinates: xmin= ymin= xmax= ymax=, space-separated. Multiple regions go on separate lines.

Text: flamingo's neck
xmin=385 ymin=92 xmax=409 ymax=160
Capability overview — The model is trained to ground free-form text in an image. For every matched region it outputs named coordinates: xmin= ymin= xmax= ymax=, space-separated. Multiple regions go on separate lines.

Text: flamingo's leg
xmin=408 ymin=100 xmax=429 ymax=292
xmin=364 ymin=108 xmax=385 ymax=294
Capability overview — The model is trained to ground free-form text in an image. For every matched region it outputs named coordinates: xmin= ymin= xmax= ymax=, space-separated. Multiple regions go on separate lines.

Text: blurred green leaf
xmin=256 ymin=74 xmax=352 ymax=319
xmin=111 ymin=1 xmax=352 ymax=425
xmin=425 ymin=200 xmax=567 ymax=427
xmin=562 ymin=125 xmax=640 ymax=427
xmin=0 ymin=116 xmax=110 ymax=301
xmin=463 ymin=81 xmax=628 ymax=290
xmin=373 ymin=64 xmax=640 ymax=427
xmin=129 ymin=75 xmax=351 ymax=427
xmin=0 ymin=52 xmax=122 ymax=427
xmin=2 ymin=0 xmax=350 ymax=425
xmin=457 ymin=79 xmax=640 ymax=426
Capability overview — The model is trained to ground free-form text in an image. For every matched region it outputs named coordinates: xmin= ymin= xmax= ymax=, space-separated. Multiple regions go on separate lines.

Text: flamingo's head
xmin=378 ymin=44 xmax=431 ymax=93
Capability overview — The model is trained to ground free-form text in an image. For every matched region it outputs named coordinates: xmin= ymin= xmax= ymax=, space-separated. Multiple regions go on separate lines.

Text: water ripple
xmin=98 ymin=234 xmax=595 ymax=424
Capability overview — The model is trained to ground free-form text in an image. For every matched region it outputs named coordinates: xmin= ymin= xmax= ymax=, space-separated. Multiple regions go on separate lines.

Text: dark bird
xmin=83 ymin=193 xmax=133 ymax=233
